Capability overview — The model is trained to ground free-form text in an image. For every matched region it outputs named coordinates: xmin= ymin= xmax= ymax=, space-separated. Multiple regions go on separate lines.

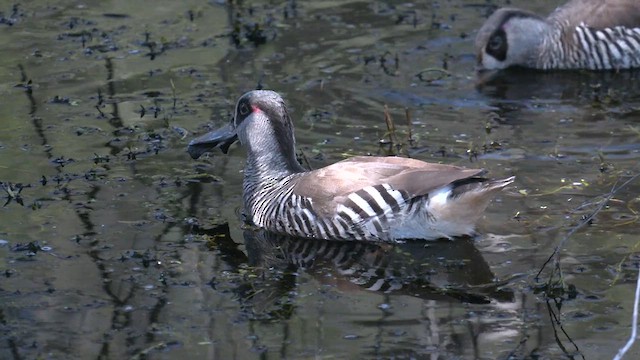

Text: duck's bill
xmin=187 ymin=124 xmax=238 ymax=159
xmin=474 ymin=67 xmax=501 ymax=86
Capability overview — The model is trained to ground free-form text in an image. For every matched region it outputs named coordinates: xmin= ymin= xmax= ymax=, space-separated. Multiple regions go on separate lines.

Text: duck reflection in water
xmin=234 ymin=229 xmax=514 ymax=315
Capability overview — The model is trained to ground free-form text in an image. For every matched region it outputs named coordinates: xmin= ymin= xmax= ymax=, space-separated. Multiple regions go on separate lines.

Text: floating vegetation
xmin=227 ymin=1 xmax=284 ymax=48
xmin=415 ymin=68 xmax=451 ymax=84
xmin=1 ymin=181 xmax=28 ymax=206
xmin=0 ymin=4 xmax=25 ymax=26
xmin=362 ymin=51 xmax=400 ymax=76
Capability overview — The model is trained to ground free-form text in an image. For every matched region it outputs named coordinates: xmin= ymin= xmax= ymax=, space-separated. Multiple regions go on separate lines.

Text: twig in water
xmin=537 ymin=172 xmax=640 ymax=282
xmin=405 ymin=107 xmax=414 ymax=147
xmin=613 ymin=264 xmax=640 ymax=360
xmin=383 ymin=105 xmax=396 ymax=145
xmin=547 ymin=299 xmax=585 ymax=359
xmin=382 ymin=105 xmax=403 ymax=155
xmin=170 ymin=78 xmax=177 ymax=110
xmin=504 ymin=334 xmax=530 ymax=359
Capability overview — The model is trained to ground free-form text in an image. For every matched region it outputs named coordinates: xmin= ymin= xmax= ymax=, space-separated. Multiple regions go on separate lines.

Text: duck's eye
xmin=239 ymin=103 xmax=250 ymax=116
xmin=485 ymin=29 xmax=507 ymax=61
xmin=488 ymin=34 xmax=503 ymax=51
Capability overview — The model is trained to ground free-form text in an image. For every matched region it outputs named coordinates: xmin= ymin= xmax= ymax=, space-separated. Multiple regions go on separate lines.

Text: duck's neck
xmin=537 ymin=21 xmax=569 ymax=69
xmin=240 ymin=120 xmax=305 ymax=183
xmin=240 ymin=120 xmax=304 ymax=224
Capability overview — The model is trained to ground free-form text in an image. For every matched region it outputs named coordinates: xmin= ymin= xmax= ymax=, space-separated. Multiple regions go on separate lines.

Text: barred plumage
xmin=188 ymin=90 xmax=514 ymax=242
xmin=476 ymin=0 xmax=640 ymax=71
xmin=246 ymin=177 xmax=438 ymax=242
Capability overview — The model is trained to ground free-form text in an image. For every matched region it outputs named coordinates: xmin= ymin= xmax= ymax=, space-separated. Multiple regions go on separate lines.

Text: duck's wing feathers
xmin=292 ymin=156 xmax=485 ymax=217
xmin=549 ymin=0 xmax=640 ymax=30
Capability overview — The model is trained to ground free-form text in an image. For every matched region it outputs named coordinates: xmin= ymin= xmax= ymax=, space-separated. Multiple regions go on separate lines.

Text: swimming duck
xmin=475 ymin=0 xmax=640 ymax=70
xmin=188 ymin=90 xmax=514 ymax=242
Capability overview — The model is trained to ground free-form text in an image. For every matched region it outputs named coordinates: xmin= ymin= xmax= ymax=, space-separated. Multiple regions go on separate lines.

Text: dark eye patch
xmin=486 ymin=28 xmax=507 ymax=61
xmin=234 ymin=99 xmax=253 ymax=127
xmin=239 ymin=102 xmax=250 ymax=115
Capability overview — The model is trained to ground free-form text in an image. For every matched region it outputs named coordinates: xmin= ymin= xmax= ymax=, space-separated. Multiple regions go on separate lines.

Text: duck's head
xmin=475 ymin=8 xmax=548 ymax=71
xmin=187 ymin=90 xmax=296 ymax=160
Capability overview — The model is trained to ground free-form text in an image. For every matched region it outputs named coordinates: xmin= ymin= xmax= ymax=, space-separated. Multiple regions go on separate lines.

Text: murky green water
xmin=1 ymin=0 xmax=640 ymax=358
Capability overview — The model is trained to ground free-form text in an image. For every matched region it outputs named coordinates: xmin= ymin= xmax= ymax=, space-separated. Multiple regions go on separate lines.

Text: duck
xmin=475 ymin=0 xmax=640 ymax=71
xmin=187 ymin=90 xmax=514 ymax=242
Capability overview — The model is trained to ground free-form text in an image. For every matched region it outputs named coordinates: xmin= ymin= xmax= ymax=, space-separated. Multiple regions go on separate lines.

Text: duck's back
xmin=293 ymin=156 xmax=484 ymax=217
xmin=249 ymin=156 xmax=511 ymax=242
xmin=549 ymin=0 xmax=640 ymax=30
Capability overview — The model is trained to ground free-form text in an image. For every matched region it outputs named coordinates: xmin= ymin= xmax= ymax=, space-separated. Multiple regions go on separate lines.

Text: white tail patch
xmin=428 ymin=185 xmax=453 ymax=207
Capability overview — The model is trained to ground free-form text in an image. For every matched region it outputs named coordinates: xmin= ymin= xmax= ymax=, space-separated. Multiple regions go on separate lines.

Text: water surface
xmin=1 ymin=0 xmax=640 ymax=359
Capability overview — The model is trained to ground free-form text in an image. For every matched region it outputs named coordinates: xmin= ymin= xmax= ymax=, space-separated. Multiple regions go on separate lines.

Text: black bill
xmin=187 ymin=124 xmax=238 ymax=159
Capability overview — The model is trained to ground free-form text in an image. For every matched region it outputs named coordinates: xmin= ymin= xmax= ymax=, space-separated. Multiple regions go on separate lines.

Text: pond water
xmin=1 ymin=0 xmax=640 ymax=359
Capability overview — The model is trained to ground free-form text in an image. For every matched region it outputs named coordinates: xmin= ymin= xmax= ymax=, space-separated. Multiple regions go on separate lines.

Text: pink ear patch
xmin=251 ymin=105 xmax=262 ymax=113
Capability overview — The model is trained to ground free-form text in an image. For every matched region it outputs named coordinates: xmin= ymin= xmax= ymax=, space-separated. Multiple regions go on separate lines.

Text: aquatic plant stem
xmin=536 ymin=172 xmax=640 ymax=282
xmin=614 ymin=264 xmax=640 ymax=360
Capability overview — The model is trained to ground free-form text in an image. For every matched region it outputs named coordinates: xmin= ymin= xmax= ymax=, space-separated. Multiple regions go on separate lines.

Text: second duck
xmin=475 ymin=0 xmax=640 ymax=71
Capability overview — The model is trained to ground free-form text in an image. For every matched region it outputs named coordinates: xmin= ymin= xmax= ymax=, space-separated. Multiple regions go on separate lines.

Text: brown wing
xmin=549 ymin=0 xmax=640 ymax=29
xmin=292 ymin=156 xmax=485 ymax=216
